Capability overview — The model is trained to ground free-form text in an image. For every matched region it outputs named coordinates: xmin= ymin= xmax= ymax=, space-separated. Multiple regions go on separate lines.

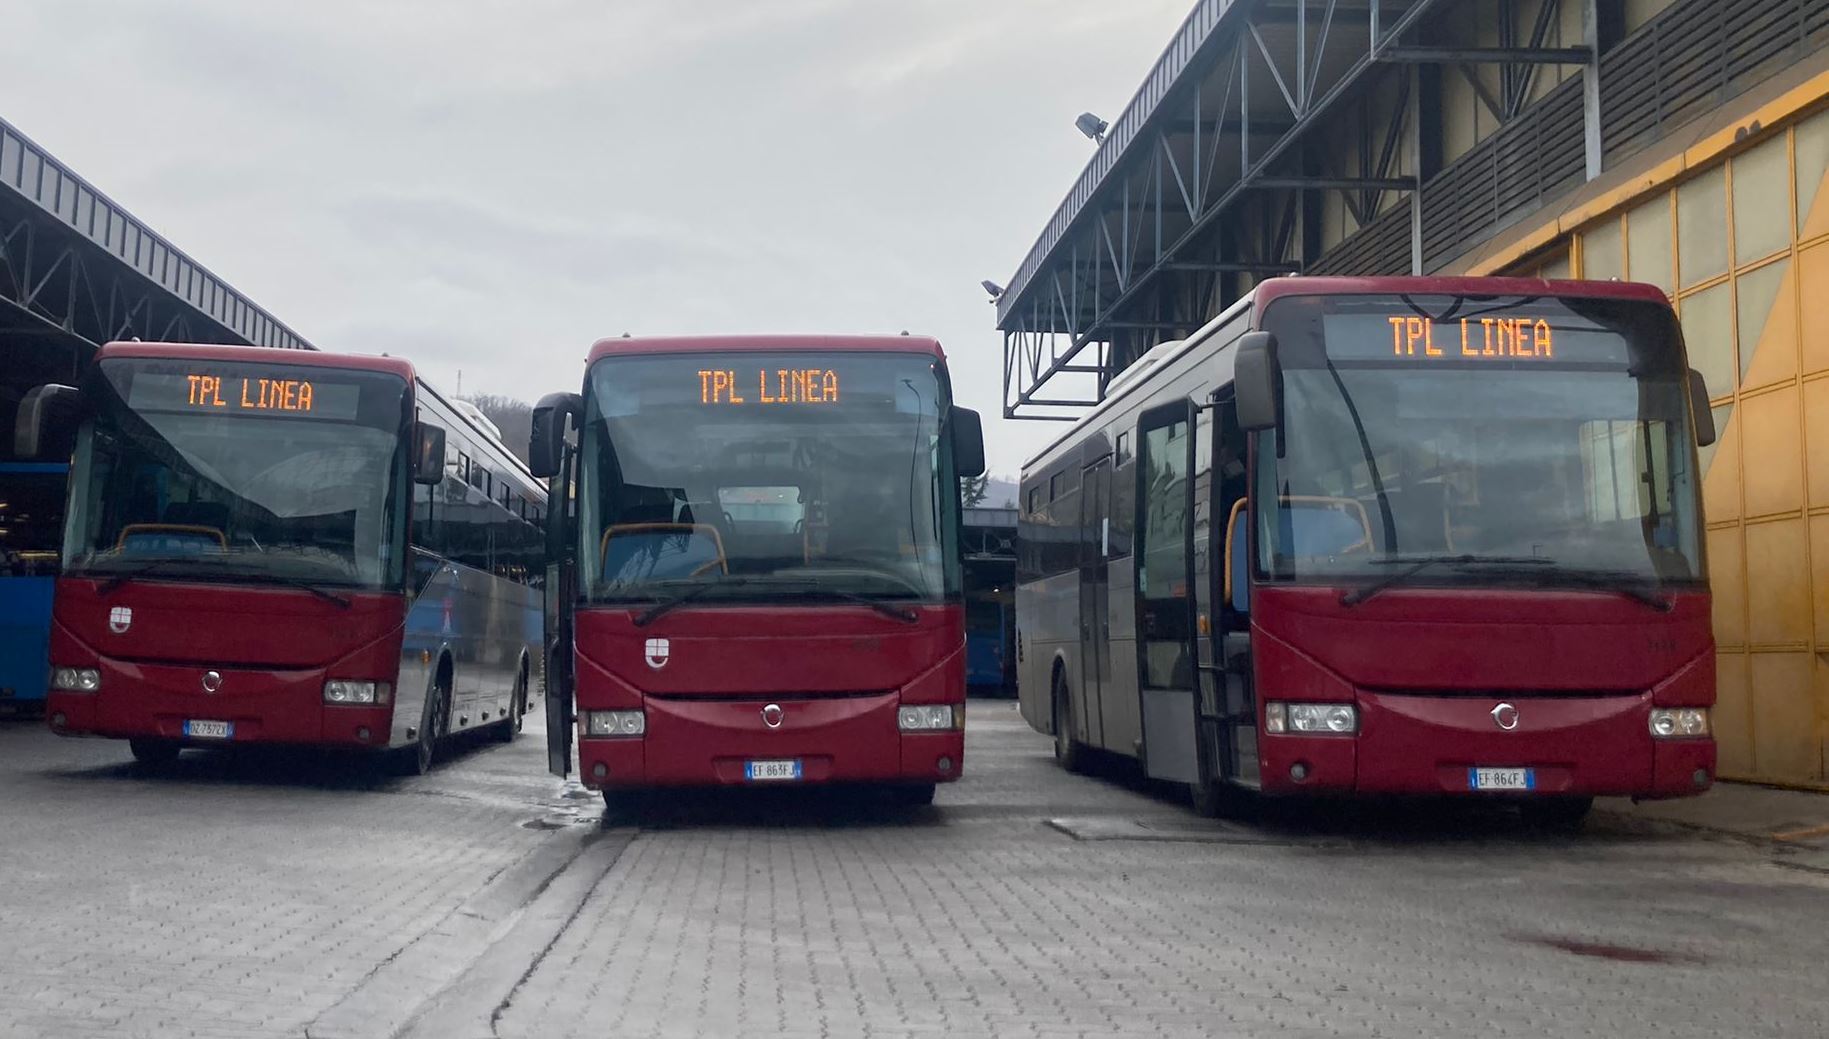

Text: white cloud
xmin=0 ymin=0 xmax=1191 ymax=475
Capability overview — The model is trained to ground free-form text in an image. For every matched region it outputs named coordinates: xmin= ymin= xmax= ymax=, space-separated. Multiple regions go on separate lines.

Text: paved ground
xmin=2 ymin=702 xmax=1827 ymax=1039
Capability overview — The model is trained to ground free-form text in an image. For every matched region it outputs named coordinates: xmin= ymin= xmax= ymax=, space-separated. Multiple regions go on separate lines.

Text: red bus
xmin=16 ymin=342 xmax=546 ymax=773
xmin=1016 ymin=277 xmax=1716 ymax=825
xmin=527 ymin=335 xmax=986 ymax=809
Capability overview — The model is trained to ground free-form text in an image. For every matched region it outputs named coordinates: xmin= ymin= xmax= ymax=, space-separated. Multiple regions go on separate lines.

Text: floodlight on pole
xmin=981 ymin=280 xmax=1005 ymax=301
xmin=1075 ymin=112 xmax=1109 ymax=143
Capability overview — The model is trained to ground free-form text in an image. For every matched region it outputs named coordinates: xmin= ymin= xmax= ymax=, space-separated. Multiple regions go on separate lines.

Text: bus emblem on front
xmin=1492 ymin=702 xmax=1520 ymax=731
xmin=108 ymin=606 xmax=133 ymax=634
xmin=644 ymin=638 xmax=670 ymax=670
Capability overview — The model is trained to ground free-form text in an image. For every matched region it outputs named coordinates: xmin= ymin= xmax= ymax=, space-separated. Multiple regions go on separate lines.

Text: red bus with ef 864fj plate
xmin=16 ymin=342 xmax=546 ymax=773
xmin=1017 ymin=277 xmax=1717 ymax=826
xmin=527 ymin=334 xmax=986 ymax=810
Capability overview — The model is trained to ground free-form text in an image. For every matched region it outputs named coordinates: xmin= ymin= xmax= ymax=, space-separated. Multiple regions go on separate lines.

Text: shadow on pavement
xmin=1062 ymin=744 xmax=1669 ymax=847
xmin=601 ymin=784 xmax=945 ymax=832
xmin=40 ymin=725 xmax=508 ymax=793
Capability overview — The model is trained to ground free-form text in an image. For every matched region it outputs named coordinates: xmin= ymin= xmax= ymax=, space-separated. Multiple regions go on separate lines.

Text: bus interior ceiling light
xmin=1075 ymin=112 xmax=1108 ymax=143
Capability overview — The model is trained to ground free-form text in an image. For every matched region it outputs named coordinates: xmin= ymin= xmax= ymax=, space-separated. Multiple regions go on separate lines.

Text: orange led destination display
xmin=126 ymin=370 xmax=363 ymax=421
xmin=699 ymin=368 xmax=840 ymax=405
xmin=1386 ymin=316 xmax=1553 ymax=359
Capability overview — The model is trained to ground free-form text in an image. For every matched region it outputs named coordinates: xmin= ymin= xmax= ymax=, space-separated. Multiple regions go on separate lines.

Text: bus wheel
xmin=600 ymin=788 xmax=650 ymax=824
xmin=129 ymin=738 xmax=180 ymax=768
xmin=1519 ymin=796 xmax=1593 ymax=831
xmin=495 ymin=668 xmax=525 ymax=744
xmin=888 ymin=782 xmax=936 ymax=808
xmin=1052 ymin=672 xmax=1086 ymax=774
xmin=398 ymin=680 xmax=449 ymax=777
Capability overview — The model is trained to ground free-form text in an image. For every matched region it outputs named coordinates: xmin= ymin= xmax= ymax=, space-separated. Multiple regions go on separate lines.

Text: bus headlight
xmin=584 ymin=710 xmax=646 ymax=737
xmin=1649 ymin=708 xmax=1710 ymax=739
xmin=1265 ymin=702 xmax=1357 ymax=735
xmin=51 ymin=668 xmax=101 ymax=693
xmin=324 ymin=680 xmax=390 ymax=705
xmin=898 ymin=705 xmax=960 ymax=731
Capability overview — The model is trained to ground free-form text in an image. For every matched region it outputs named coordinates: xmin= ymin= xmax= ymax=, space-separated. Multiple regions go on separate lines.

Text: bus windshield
xmin=1255 ymin=294 xmax=1704 ymax=585
xmin=579 ymin=350 xmax=961 ymax=605
xmin=63 ymin=358 xmax=410 ymax=589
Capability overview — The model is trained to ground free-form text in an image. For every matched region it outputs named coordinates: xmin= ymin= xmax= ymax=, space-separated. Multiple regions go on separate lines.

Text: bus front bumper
xmin=45 ymin=662 xmax=394 ymax=749
xmin=1255 ymin=691 xmax=1715 ymax=799
xmin=577 ymin=692 xmax=964 ymax=789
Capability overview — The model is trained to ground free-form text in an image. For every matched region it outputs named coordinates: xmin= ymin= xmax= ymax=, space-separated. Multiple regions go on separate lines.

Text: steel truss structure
xmin=998 ymin=0 xmax=1829 ymax=420
xmin=0 ymin=115 xmax=312 ymax=360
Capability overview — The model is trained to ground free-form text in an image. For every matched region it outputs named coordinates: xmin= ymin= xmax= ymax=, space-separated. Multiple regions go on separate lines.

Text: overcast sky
xmin=1 ymin=0 xmax=1191 ymax=477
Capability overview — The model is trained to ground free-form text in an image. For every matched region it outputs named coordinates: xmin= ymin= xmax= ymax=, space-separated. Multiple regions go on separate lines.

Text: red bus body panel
xmin=1249 ymin=586 xmax=1715 ymax=798
xmin=572 ymin=604 xmax=965 ymax=789
xmin=46 ymin=578 xmax=406 ymax=749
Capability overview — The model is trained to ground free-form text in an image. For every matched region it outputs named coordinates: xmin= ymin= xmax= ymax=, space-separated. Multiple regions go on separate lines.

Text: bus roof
xmin=1249 ymin=275 xmax=1671 ymax=312
xmin=587 ymin=334 xmax=946 ymax=364
xmin=96 ymin=341 xmax=418 ymax=382
xmin=1022 ymin=276 xmax=1675 ymax=473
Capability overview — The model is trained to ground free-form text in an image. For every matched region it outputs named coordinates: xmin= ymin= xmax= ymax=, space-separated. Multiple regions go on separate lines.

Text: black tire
xmin=1519 ymin=796 xmax=1593 ymax=831
xmin=600 ymin=788 xmax=650 ymax=824
xmin=1052 ymin=671 xmax=1086 ymax=774
xmin=888 ymin=782 xmax=937 ymax=807
xmin=494 ymin=667 xmax=526 ymax=744
xmin=1189 ymin=779 xmax=1228 ymax=819
xmin=397 ymin=679 xmax=450 ymax=777
xmin=129 ymin=738 xmax=180 ymax=768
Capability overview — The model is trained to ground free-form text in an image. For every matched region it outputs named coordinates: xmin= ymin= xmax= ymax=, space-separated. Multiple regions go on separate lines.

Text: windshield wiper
xmin=1512 ymin=566 xmax=1673 ymax=612
xmin=632 ymin=577 xmax=747 ymax=627
xmin=96 ymin=558 xmax=194 ymax=595
xmin=259 ymin=572 xmax=353 ymax=609
xmin=1340 ymin=554 xmax=1553 ymax=607
xmin=96 ymin=557 xmax=352 ymax=607
xmin=772 ymin=585 xmax=920 ymax=624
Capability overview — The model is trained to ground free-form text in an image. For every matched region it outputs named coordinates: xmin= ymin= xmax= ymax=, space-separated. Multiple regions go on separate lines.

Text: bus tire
xmin=600 ymin=788 xmax=650 ymax=824
xmin=1052 ymin=670 xmax=1086 ymax=774
xmin=129 ymin=738 xmax=180 ymax=768
xmin=494 ymin=665 xmax=526 ymax=744
xmin=399 ymin=674 xmax=451 ymax=777
xmin=888 ymin=782 xmax=936 ymax=807
xmin=1519 ymin=796 xmax=1593 ymax=831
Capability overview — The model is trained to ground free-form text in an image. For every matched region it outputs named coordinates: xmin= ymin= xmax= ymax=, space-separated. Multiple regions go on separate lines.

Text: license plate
xmin=1470 ymin=767 xmax=1534 ymax=791
xmin=745 ymin=759 xmax=801 ymax=782
xmin=184 ymin=720 xmax=234 ymax=740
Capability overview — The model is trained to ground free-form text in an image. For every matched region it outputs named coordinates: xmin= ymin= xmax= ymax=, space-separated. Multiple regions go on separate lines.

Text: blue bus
xmin=965 ymin=597 xmax=1012 ymax=694
xmin=0 ymin=462 xmax=66 ymax=715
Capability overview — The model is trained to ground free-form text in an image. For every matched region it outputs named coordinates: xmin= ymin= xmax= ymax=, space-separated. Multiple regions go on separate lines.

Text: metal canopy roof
xmin=994 ymin=0 xmax=1606 ymax=420
xmin=0 ymin=114 xmax=314 ymax=357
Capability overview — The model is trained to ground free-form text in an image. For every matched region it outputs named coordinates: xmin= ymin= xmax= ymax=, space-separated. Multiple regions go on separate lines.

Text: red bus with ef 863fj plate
xmin=16 ymin=342 xmax=546 ymax=774
xmin=526 ymin=334 xmax=986 ymax=811
xmin=1017 ymin=277 xmax=1717 ymax=826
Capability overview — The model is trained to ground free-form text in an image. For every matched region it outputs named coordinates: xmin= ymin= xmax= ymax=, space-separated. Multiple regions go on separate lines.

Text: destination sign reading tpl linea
xmin=126 ymin=371 xmax=363 ymax=420
xmin=699 ymin=368 xmax=840 ymax=405
xmin=1386 ymin=316 xmax=1554 ymax=359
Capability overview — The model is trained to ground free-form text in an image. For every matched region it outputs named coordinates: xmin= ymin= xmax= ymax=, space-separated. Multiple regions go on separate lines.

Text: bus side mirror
xmin=1235 ymin=332 xmax=1281 ymax=433
xmin=13 ymin=384 xmax=83 ymax=460
xmin=412 ymin=422 xmax=447 ymax=485
xmin=1688 ymin=369 xmax=1716 ymax=447
xmin=529 ymin=392 xmax=583 ymax=479
xmin=951 ymin=406 xmax=986 ymax=478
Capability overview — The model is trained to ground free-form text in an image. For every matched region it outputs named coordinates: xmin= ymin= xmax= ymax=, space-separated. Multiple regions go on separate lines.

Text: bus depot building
xmin=995 ymin=0 xmax=1829 ymax=787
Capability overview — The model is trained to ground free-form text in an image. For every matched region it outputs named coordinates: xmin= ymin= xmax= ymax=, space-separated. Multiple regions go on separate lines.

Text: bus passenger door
xmin=542 ymin=441 xmax=576 ymax=778
xmin=1077 ymin=457 xmax=1111 ymax=749
xmin=1210 ymin=398 xmax=1258 ymax=787
xmin=1134 ymin=405 xmax=1200 ymax=783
